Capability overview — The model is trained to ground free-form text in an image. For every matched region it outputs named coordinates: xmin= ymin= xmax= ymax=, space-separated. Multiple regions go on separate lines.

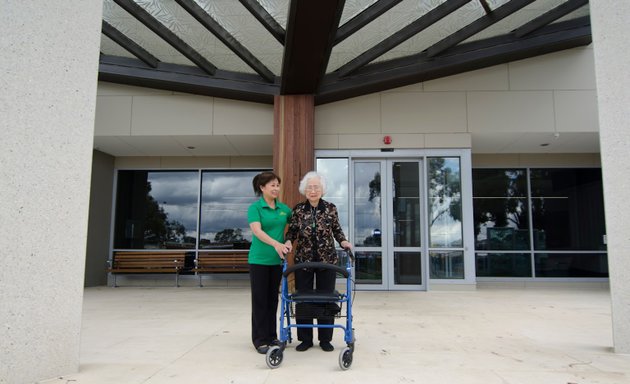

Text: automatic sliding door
xmin=352 ymin=159 xmax=425 ymax=290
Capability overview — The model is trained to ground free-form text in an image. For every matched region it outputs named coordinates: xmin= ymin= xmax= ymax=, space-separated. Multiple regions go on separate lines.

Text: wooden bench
xmin=107 ymin=251 xmax=187 ymax=287
xmin=194 ymin=251 xmax=249 ymax=287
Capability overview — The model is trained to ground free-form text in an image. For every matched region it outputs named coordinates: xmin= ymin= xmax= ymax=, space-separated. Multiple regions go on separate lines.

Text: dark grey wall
xmin=84 ymin=150 xmax=115 ymax=287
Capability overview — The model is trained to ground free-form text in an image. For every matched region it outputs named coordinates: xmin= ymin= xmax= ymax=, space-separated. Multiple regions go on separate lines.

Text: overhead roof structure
xmin=99 ymin=0 xmax=591 ymax=106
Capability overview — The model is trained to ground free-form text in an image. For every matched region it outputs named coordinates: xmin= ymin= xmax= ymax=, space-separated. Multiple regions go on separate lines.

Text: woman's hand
xmin=274 ymin=241 xmax=290 ymax=259
xmin=284 ymin=240 xmax=293 ymax=253
xmin=340 ymin=240 xmax=352 ymax=250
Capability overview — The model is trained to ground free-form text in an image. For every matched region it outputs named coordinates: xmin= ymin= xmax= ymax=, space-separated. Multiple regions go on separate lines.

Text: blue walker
xmin=265 ymin=250 xmax=355 ymax=370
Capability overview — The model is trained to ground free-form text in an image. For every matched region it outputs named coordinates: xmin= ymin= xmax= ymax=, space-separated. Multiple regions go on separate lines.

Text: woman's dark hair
xmin=252 ymin=171 xmax=281 ymax=196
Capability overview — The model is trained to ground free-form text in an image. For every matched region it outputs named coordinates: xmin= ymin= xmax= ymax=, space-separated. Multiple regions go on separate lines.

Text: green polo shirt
xmin=247 ymin=197 xmax=291 ymax=265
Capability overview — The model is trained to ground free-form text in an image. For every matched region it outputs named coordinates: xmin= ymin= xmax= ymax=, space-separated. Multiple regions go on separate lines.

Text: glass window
xmin=429 ymin=251 xmax=464 ymax=279
xmin=354 ymin=251 xmax=382 ymax=284
xmin=394 ymin=252 xmax=422 ymax=284
xmin=354 ymin=162 xmax=382 ymax=247
xmin=393 ymin=162 xmax=421 ymax=247
xmin=530 ymin=169 xmax=607 ymax=251
xmin=534 ymin=253 xmax=608 ymax=277
xmin=428 ymin=157 xmax=463 ymax=247
xmin=199 ymin=171 xmax=260 ymax=249
xmin=472 ymin=169 xmax=529 ymax=250
xmin=475 ymin=252 xmax=532 ymax=277
xmin=317 ymin=158 xmax=350 ymax=239
xmin=114 ymin=170 xmax=199 ymax=249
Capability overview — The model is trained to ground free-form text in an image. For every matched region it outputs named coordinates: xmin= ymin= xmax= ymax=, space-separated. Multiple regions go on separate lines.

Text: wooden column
xmin=273 ymin=94 xmax=315 ymax=208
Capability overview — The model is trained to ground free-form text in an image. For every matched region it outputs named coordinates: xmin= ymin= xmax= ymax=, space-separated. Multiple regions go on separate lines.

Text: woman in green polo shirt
xmin=247 ymin=171 xmax=292 ymax=354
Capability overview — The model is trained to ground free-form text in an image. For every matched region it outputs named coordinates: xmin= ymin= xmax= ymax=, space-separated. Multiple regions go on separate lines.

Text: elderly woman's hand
xmin=340 ymin=240 xmax=352 ymax=250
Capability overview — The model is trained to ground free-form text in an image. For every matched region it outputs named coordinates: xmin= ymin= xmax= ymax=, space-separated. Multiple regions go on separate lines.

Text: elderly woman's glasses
xmin=305 ymin=185 xmax=322 ymax=192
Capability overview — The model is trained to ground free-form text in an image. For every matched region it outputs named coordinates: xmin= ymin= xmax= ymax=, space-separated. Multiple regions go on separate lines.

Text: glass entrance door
xmin=353 ymin=159 xmax=425 ymax=290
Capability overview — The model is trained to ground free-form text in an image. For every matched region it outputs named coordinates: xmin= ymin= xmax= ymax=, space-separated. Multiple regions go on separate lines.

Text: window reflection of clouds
xmin=148 ymin=171 xmax=199 ymax=237
xmin=317 ymin=159 xmax=350 ymax=237
xmin=428 ymin=158 xmax=463 ymax=248
xmin=200 ymin=171 xmax=258 ymax=244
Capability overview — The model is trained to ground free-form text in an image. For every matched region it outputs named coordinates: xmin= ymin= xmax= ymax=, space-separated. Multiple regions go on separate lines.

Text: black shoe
xmin=256 ymin=345 xmax=269 ymax=354
xmin=319 ymin=341 xmax=334 ymax=352
xmin=295 ymin=341 xmax=313 ymax=352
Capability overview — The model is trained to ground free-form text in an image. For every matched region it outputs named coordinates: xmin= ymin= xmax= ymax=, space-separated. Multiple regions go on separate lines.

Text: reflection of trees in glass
xmin=428 ymin=158 xmax=461 ymax=226
xmin=473 ymin=170 xmax=528 ymax=250
xmin=368 ymin=172 xmax=380 ymax=202
xmin=475 ymin=170 xmax=525 ymax=231
xmin=144 ymin=182 xmax=187 ymax=247
xmin=214 ymin=228 xmax=244 ymax=244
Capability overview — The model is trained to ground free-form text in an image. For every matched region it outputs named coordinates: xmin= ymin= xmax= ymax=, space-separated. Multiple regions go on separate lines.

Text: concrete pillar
xmin=0 ymin=1 xmax=102 ymax=382
xmin=590 ymin=1 xmax=630 ymax=353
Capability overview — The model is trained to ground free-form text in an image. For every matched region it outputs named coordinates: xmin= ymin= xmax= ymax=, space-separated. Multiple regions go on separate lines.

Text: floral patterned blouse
xmin=285 ymin=199 xmax=348 ymax=264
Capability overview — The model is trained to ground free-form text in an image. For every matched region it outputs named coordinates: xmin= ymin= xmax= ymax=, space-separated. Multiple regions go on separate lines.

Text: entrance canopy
xmin=99 ymin=0 xmax=591 ymax=105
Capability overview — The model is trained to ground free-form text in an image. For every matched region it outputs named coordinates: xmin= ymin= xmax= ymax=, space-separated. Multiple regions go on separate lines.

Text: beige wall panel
xmin=159 ymin=156 xmax=223 ymax=168
xmin=114 ymin=157 xmax=163 ymax=169
xmin=131 ymin=94 xmax=213 ymax=135
xmin=424 ymin=65 xmax=509 ymax=91
xmin=517 ymin=153 xmax=601 ymax=167
xmin=94 ymin=96 xmax=132 ymax=136
xmin=472 ymin=154 xmax=521 ymax=167
xmin=226 ymin=135 xmax=273 ymax=156
xmin=472 ymin=153 xmax=601 ymax=167
xmin=213 ymin=98 xmax=273 ymax=135
xmin=366 ymin=133 xmax=425 ymax=148
xmin=425 ymin=133 xmax=471 ymax=148
xmin=229 ymin=156 xmax=273 ymax=168
xmin=509 ymin=47 xmax=596 ymax=90
xmin=468 ymin=91 xmax=554 ymax=133
xmin=338 ymin=133 xmax=395 ymax=148
xmin=315 ymin=134 xmax=340 ymax=149
xmin=315 ymin=94 xmax=381 ymax=134
xmin=381 ymin=92 xmax=467 ymax=133
xmin=93 ymin=136 xmax=139 ymax=156
xmin=554 ymin=90 xmax=599 ymax=133
xmin=97 ymin=82 xmax=172 ymax=96
xmin=383 ymin=82 xmax=424 ymax=92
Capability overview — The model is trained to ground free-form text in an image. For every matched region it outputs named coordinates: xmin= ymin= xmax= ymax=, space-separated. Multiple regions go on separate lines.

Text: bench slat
xmin=108 ymin=251 xmax=188 ymax=287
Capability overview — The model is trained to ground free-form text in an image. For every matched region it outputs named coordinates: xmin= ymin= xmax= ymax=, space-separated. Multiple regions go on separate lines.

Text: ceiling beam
xmin=238 ymin=0 xmax=286 ymax=45
xmin=334 ymin=0 xmax=404 ymax=46
xmin=427 ymin=0 xmax=537 ymax=58
xmin=99 ymin=55 xmax=277 ymax=104
xmin=336 ymin=0 xmax=472 ymax=77
xmin=101 ymin=20 xmax=159 ymax=68
xmin=317 ymin=18 xmax=591 ymax=104
xmin=280 ymin=0 xmax=345 ymax=94
xmin=514 ymin=0 xmax=589 ymax=38
xmin=112 ymin=0 xmax=217 ymax=76
xmin=478 ymin=0 xmax=492 ymax=14
xmin=174 ymin=0 xmax=275 ymax=82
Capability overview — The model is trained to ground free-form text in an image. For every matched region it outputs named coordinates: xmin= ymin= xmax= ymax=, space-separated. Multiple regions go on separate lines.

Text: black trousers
xmin=294 ymin=267 xmax=337 ymax=342
xmin=249 ymin=263 xmax=282 ymax=348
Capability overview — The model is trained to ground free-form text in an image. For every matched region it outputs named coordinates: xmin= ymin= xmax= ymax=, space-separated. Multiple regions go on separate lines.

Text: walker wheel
xmin=339 ymin=347 xmax=353 ymax=370
xmin=266 ymin=345 xmax=283 ymax=369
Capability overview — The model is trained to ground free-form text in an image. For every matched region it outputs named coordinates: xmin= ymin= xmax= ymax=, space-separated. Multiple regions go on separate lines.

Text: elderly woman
xmin=284 ymin=171 xmax=352 ymax=352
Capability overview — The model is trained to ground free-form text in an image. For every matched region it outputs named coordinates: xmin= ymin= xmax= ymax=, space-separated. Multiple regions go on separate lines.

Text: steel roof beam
xmin=101 ymin=20 xmax=159 ymax=68
xmin=238 ymin=0 xmax=286 ymax=45
xmin=175 ymin=0 xmax=275 ymax=82
xmin=336 ymin=0 xmax=472 ymax=77
xmin=112 ymin=0 xmax=217 ymax=76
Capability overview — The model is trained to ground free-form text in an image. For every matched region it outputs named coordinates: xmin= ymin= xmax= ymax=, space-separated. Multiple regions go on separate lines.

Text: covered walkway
xmin=40 ymin=286 xmax=629 ymax=384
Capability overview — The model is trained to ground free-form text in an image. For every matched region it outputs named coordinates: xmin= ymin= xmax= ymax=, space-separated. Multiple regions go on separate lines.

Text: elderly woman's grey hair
xmin=298 ymin=171 xmax=327 ymax=196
